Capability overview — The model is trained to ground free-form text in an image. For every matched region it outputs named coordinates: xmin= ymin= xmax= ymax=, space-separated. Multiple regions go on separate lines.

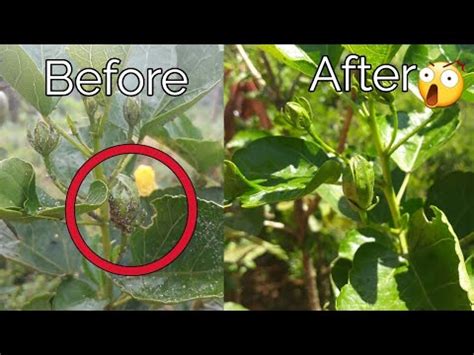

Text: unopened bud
xmin=123 ymin=97 xmax=141 ymax=128
xmin=342 ymin=154 xmax=375 ymax=212
xmin=27 ymin=121 xmax=60 ymax=157
xmin=283 ymin=99 xmax=312 ymax=130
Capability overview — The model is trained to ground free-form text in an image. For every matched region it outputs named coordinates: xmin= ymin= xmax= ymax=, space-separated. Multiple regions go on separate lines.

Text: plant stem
xmin=44 ymin=155 xmax=69 ymax=195
xmin=114 ymin=233 xmax=129 ymax=263
xmin=109 ymin=154 xmax=134 ymax=186
xmin=337 ymin=91 xmax=355 ymax=153
xmin=388 ymin=110 xmax=439 ymax=156
xmin=386 ymin=102 xmax=399 ymax=152
xmin=107 ymin=294 xmax=132 ymax=309
xmin=235 ymin=45 xmax=266 ymax=89
xmin=396 ymin=172 xmax=411 ymax=204
xmin=92 ymin=107 xmax=113 ymax=301
xmin=358 ymin=210 xmax=369 ymax=225
xmin=307 ymin=127 xmax=340 ymax=158
xmin=42 ymin=116 xmax=92 ymax=158
xmin=294 ymin=199 xmax=321 ymax=310
xmin=367 ymin=100 xmax=402 ymax=230
xmin=302 ymin=250 xmax=321 ymax=310
xmin=460 ymin=232 xmax=474 ymax=247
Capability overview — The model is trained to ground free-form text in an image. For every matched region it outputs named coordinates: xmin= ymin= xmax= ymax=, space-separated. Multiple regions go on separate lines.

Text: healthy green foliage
xmin=225 ymin=44 xmax=474 ymax=310
xmin=0 ymin=44 xmax=223 ymax=310
xmin=226 ymin=136 xmax=342 ymax=207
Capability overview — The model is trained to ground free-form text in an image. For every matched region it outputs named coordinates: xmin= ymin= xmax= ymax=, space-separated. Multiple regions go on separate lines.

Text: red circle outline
xmin=65 ymin=144 xmax=198 ymax=276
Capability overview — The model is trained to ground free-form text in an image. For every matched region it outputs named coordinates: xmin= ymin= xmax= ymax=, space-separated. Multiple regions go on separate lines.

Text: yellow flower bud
xmin=133 ymin=164 xmax=158 ymax=197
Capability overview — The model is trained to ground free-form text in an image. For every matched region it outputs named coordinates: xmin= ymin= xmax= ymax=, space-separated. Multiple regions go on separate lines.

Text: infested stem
xmin=109 ymin=154 xmax=134 ymax=186
xmin=43 ymin=155 xmax=69 ymax=195
xmin=114 ymin=233 xmax=130 ymax=263
xmin=92 ymin=107 xmax=113 ymax=301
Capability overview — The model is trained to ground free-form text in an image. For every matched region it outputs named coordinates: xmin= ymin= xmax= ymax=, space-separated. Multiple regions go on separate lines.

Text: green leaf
xmin=22 ymin=293 xmax=54 ymax=310
xmin=461 ymin=72 xmax=474 ymax=102
xmin=52 ymin=278 xmax=106 ymax=310
xmin=37 ymin=180 xmax=108 ymax=219
xmin=343 ymin=45 xmax=402 ymax=67
xmin=299 ymin=45 xmax=343 ymax=65
xmin=316 ymin=184 xmax=359 ymax=221
xmin=66 ymin=45 xmax=130 ymax=103
xmin=149 ymin=186 xmax=223 ymax=205
xmin=224 ymin=160 xmax=256 ymax=203
xmin=466 ymin=255 xmax=474 ymax=295
xmin=380 ymin=106 xmax=460 ymax=172
xmin=337 ymin=242 xmax=412 ymax=310
xmin=337 ymin=207 xmax=473 ymax=310
xmin=0 ymin=157 xmax=107 ymax=221
xmin=224 ymin=302 xmax=248 ymax=310
xmin=112 ymin=196 xmax=223 ymax=303
xmin=0 ymin=220 xmax=82 ymax=276
xmin=226 ymin=129 xmax=271 ymax=150
xmin=426 ymin=172 xmax=474 ymax=239
xmin=228 ymin=136 xmax=342 ymax=207
xmin=0 ymin=158 xmax=39 ymax=215
xmin=50 ymin=122 xmax=125 ymax=190
xmin=139 ymin=45 xmax=223 ymax=133
xmin=404 ymin=44 xmax=460 ymax=86
xmin=149 ymin=116 xmax=223 ymax=174
xmin=0 ymin=45 xmax=55 ymax=115
xmin=407 ymin=207 xmax=473 ymax=307
xmin=331 ymin=228 xmax=392 ymax=295
xmin=258 ymin=45 xmax=316 ymax=77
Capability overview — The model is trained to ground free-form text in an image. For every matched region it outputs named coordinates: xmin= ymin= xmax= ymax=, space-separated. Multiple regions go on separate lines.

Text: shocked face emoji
xmin=418 ymin=62 xmax=464 ymax=108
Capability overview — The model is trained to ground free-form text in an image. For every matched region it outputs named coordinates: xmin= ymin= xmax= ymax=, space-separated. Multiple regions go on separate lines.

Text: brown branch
xmin=294 ymin=199 xmax=321 ymax=310
xmin=337 ymin=90 xmax=356 ymax=153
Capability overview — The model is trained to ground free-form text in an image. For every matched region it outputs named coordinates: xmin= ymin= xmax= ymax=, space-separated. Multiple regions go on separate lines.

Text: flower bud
xmin=342 ymin=154 xmax=375 ymax=211
xmin=27 ymin=121 xmax=60 ymax=157
xmin=133 ymin=164 xmax=158 ymax=197
xmin=109 ymin=174 xmax=140 ymax=234
xmin=123 ymin=97 xmax=141 ymax=128
xmin=284 ymin=100 xmax=312 ymax=130
xmin=83 ymin=97 xmax=98 ymax=118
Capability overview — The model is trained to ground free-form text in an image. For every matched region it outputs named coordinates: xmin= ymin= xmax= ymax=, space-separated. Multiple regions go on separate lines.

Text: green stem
xmin=396 ymin=172 xmax=411 ymax=204
xmin=358 ymin=210 xmax=368 ymax=225
xmin=387 ymin=110 xmax=440 ymax=156
xmin=108 ymin=294 xmax=132 ymax=309
xmin=460 ymin=232 xmax=474 ymax=247
xmin=43 ymin=116 xmax=92 ymax=158
xmin=44 ymin=155 xmax=69 ymax=195
xmin=367 ymin=100 xmax=402 ymax=231
xmin=92 ymin=107 xmax=113 ymax=301
xmin=109 ymin=154 xmax=134 ymax=186
xmin=306 ymin=127 xmax=347 ymax=164
xmin=386 ymin=102 xmax=399 ymax=152
xmin=114 ymin=233 xmax=130 ymax=263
